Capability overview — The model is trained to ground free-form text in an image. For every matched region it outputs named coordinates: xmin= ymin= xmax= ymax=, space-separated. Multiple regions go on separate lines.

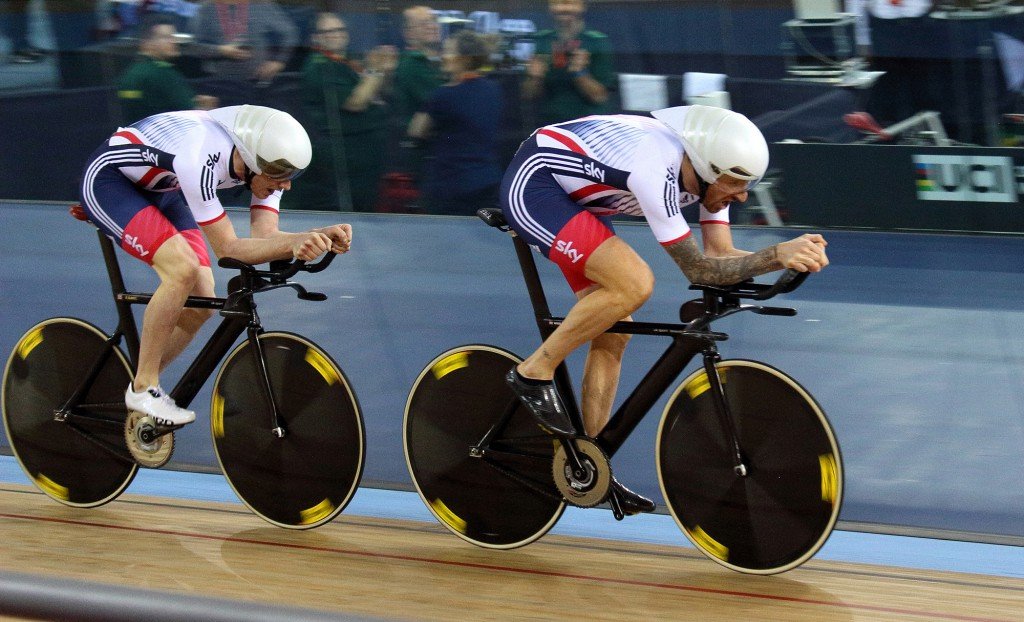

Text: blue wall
xmin=1 ymin=203 xmax=1023 ymax=541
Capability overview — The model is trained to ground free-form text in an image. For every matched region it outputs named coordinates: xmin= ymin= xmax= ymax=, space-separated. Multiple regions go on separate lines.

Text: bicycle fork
xmin=245 ymin=324 xmax=287 ymax=438
xmin=702 ymin=350 xmax=748 ymax=477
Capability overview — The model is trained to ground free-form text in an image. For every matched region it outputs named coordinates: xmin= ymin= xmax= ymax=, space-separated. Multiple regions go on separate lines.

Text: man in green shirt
xmin=523 ymin=0 xmax=615 ymax=126
xmin=390 ymin=5 xmax=445 ymax=198
xmin=394 ymin=6 xmax=445 ymax=129
xmin=283 ymin=11 xmax=397 ymax=212
xmin=117 ymin=15 xmax=217 ymax=123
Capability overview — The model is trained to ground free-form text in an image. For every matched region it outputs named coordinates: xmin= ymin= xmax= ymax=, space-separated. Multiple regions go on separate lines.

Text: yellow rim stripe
xmin=34 ymin=472 xmax=69 ymax=501
xmin=819 ymin=453 xmax=839 ymax=504
xmin=304 ymin=348 xmax=339 ymax=385
xmin=429 ymin=497 xmax=467 ymax=534
xmin=299 ymin=498 xmax=336 ymax=525
xmin=211 ymin=392 xmax=225 ymax=439
xmin=687 ymin=524 xmax=729 ymax=561
xmin=431 ymin=351 xmax=470 ymax=380
xmin=16 ymin=327 xmax=45 ymax=360
xmin=684 ymin=368 xmax=727 ymax=399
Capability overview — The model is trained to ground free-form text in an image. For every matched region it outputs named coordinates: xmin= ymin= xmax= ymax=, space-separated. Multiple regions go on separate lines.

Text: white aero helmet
xmin=209 ymin=105 xmax=312 ymax=180
xmin=651 ymin=105 xmax=768 ymax=189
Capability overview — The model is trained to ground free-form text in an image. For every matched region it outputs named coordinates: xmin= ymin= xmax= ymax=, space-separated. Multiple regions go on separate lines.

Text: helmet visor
xmin=257 ymin=155 xmax=306 ymax=181
xmin=710 ymin=163 xmax=762 ymax=190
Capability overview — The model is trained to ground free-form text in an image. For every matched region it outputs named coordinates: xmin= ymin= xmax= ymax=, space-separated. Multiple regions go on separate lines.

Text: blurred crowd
xmin=0 ymin=0 xmax=618 ymax=214
xmin=2 ymin=1 xmax=1022 ymax=213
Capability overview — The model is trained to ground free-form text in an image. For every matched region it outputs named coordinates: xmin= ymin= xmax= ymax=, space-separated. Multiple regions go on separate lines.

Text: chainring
xmin=124 ymin=410 xmax=174 ymax=468
xmin=552 ymin=437 xmax=611 ymax=508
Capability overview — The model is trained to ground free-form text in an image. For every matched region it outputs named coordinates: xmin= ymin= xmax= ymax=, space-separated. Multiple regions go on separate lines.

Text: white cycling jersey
xmin=536 ymin=113 xmax=730 ymax=245
xmin=107 ymin=108 xmax=282 ymax=225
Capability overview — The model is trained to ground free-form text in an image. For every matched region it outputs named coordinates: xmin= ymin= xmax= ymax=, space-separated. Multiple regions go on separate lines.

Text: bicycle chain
xmin=64 ymin=418 xmax=135 ymax=464
xmin=481 ymin=453 xmax=563 ymax=502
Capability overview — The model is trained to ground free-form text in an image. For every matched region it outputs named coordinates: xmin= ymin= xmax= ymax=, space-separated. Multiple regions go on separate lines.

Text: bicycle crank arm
xmin=558 ymin=436 xmax=588 ymax=476
xmin=139 ymin=423 xmax=184 ymax=444
xmin=608 ymin=490 xmax=625 ymax=521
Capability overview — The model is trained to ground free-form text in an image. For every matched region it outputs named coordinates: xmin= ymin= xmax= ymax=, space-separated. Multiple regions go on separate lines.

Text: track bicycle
xmin=2 ymin=206 xmax=364 ymax=529
xmin=404 ymin=208 xmax=842 ymax=574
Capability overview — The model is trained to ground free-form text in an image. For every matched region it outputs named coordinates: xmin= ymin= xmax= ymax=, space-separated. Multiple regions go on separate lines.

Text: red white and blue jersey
xmin=93 ymin=108 xmax=282 ymax=226
xmin=522 ymin=114 xmax=729 ymax=246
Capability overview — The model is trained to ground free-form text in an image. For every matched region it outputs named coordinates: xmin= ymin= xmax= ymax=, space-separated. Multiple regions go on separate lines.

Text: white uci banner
xmin=913 ymin=155 xmax=1021 ymax=203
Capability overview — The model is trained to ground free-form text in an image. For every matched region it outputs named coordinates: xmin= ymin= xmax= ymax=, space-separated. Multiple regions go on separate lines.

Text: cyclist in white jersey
xmin=500 ymin=105 xmax=829 ymax=514
xmin=80 ymin=105 xmax=352 ymax=426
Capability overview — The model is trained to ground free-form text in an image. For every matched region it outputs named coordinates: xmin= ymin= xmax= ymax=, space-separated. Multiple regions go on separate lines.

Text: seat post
xmin=510 ymin=234 xmax=558 ymax=339
xmin=97 ymin=229 xmax=141 ymax=366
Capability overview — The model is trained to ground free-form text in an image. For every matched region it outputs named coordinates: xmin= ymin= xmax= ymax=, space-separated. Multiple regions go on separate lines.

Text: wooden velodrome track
xmin=0 ymin=484 xmax=1020 ymax=622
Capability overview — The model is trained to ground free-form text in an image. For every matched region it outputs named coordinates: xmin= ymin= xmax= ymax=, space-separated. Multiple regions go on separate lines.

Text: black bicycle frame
xmin=509 ymin=232 xmax=722 ymax=460
xmin=95 ymin=230 xmax=281 ymax=427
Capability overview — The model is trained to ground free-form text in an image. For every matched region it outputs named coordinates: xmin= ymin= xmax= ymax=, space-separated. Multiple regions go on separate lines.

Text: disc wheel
xmin=211 ymin=332 xmax=364 ymax=529
xmin=657 ymin=360 xmax=843 ymax=574
xmin=2 ymin=318 xmax=136 ymax=507
xmin=404 ymin=345 xmax=565 ymax=549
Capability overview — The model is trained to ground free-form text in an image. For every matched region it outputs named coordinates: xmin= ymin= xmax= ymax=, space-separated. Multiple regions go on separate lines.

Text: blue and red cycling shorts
xmin=79 ymin=143 xmax=209 ymax=267
xmin=499 ymin=137 xmax=615 ymax=292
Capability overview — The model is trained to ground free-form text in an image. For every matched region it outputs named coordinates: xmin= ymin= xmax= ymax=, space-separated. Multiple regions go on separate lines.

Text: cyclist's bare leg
xmin=580 ymin=320 xmax=632 ymax=437
xmin=517 ymin=236 xmax=653 ymax=383
xmin=132 ymin=235 xmax=202 ymax=391
xmin=510 ymin=236 xmax=657 ymax=513
xmin=159 ymin=266 xmax=215 ymax=371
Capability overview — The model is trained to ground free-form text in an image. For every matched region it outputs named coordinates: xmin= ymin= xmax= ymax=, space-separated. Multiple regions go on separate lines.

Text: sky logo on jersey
xmin=584 ymin=161 xmax=605 ymax=183
xmin=555 ymin=240 xmax=584 ymax=264
xmin=140 ymin=149 xmax=159 ymax=166
xmin=206 ymin=153 xmax=220 ymax=168
xmin=123 ymin=233 xmax=149 ymax=257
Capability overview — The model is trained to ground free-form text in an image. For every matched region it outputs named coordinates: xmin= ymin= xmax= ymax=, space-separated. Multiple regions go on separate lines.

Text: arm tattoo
xmin=665 ymin=237 xmax=780 ymax=286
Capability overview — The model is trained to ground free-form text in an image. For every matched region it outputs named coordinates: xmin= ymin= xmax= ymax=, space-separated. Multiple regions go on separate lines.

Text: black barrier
xmin=773 ymin=142 xmax=1024 ymax=232
xmin=0 ymin=570 xmax=380 ymax=622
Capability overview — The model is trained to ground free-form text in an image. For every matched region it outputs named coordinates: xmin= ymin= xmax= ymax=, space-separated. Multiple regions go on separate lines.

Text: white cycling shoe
xmin=125 ymin=383 xmax=196 ymax=426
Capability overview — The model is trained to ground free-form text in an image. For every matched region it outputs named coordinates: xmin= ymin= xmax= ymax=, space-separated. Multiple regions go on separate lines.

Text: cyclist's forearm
xmin=665 ymin=237 xmax=780 ymax=285
xmin=216 ymin=233 xmax=300 ymax=264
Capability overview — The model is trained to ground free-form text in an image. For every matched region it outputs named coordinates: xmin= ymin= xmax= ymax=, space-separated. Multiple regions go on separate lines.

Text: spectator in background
xmin=523 ymin=0 xmax=614 ymax=126
xmin=408 ymin=30 xmax=502 ymax=216
xmin=283 ymin=11 xmax=397 ymax=212
xmin=2 ymin=0 xmax=45 ymax=63
xmin=394 ymin=5 xmax=444 ymax=129
xmin=118 ymin=14 xmax=218 ymax=122
xmin=189 ymin=0 xmax=298 ymax=105
xmin=390 ymin=5 xmax=445 ymax=203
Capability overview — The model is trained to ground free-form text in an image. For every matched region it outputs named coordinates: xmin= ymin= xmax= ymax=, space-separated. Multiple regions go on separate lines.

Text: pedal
xmin=124 ymin=410 xmax=174 ymax=468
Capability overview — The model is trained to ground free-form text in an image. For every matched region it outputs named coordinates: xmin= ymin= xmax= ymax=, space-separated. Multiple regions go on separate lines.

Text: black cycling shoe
xmin=504 ymin=368 xmax=576 ymax=436
xmin=611 ymin=477 xmax=656 ymax=516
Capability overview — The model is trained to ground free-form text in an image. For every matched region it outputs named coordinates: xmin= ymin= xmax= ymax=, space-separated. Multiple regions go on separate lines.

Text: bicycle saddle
xmin=69 ymin=204 xmax=91 ymax=223
xmin=477 ymin=208 xmax=510 ymax=230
